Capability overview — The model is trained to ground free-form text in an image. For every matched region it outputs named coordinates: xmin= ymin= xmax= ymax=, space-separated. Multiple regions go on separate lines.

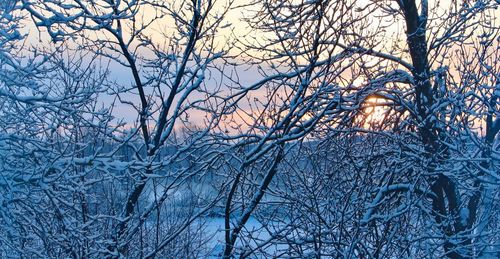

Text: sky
xmin=17 ymin=0 xmax=500 ymax=132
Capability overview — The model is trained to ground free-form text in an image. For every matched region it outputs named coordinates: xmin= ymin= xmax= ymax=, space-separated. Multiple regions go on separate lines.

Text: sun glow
xmin=363 ymin=97 xmax=388 ymax=129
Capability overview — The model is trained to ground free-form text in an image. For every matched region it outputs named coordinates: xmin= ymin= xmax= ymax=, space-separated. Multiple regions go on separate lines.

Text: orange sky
xmin=17 ymin=0 xmax=499 ymax=133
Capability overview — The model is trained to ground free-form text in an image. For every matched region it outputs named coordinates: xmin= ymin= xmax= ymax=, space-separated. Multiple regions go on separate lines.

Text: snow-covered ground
xmin=203 ymin=217 xmax=270 ymax=257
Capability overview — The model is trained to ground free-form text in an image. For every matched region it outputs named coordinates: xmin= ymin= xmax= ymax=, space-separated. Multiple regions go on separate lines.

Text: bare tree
xmin=218 ymin=0 xmax=379 ymax=256
xmin=357 ymin=1 xmax=499 ymax=257
xmin=2 ymin=0 xmax=237 ymax=257
xmin=1 ymin=0 xmax=498 ymax=258
xmin=219 ymin=0 xmax=499 ymax=257
xmin=0 ymin=25 xmax=114 ymax=259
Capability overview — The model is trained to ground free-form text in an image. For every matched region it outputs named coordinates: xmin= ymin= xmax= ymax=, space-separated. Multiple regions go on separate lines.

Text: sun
xmin=363 ymin=97 xmax=388 ymax=128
